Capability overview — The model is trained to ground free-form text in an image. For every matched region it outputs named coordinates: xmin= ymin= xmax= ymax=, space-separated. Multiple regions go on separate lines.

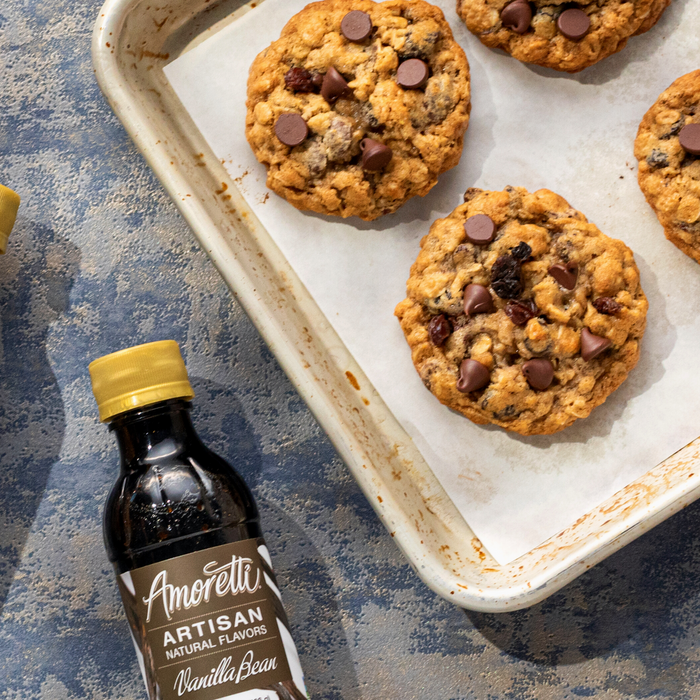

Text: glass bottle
xmin=89 ymin=340 xmax=309 ymax=700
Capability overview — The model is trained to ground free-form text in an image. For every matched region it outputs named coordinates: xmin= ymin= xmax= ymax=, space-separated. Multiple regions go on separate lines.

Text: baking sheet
xmin=164 ymin=0 xmax=700 ymax=565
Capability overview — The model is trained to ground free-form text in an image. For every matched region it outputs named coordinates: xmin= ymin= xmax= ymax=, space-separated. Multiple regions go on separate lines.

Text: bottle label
xmin=116 ymin=539 xmax=309 ymax=700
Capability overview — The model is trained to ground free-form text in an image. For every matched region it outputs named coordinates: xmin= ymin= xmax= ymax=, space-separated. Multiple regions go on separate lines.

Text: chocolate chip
xmin=360 ymin=138 xmax=392 ymax=171
xmin=464 ymin=214 xmax=496 ymax=245
xmin=679 ymin=124 xmax=700 ymax=156
xmin=457 ymin=359 xmax=490 ymax=393
xmin=491 ymin=253 xmax=523 ymax=299
xmin=341 ymin=10 xmax=372 ymax=42
xmin=581 ymin=328 xmax=611 ymax=361
xmin=397 ymin=59 xmax=430 ymax=89
xmin=593 ymin=297 xmax=622 ymax=315
xmin=511 ymin=242 xmax=532 ymax=261
xmin=501 ymin=0 xmax=532 ymax=33
xmin=557 ymin=8 xmax=590 ymax=40
xmin=274 ymin=113 xmax=308 ymax=147
xmin=463 ymin=284 xmax=495 ymax=316
xmin=522 ymin=359 xmax=554 ymax=390
xmin=548 ymin=262 xmax=578 ymax=290
xmin=285 ymin=67 xmax=320 ymax=93
xmin=505 ymin=299 xmax=538 ymax=326
xmin=321 ymin=67 xmax=351 ymax=103
xmin=428 ymin=315 xmax=451 ymax=346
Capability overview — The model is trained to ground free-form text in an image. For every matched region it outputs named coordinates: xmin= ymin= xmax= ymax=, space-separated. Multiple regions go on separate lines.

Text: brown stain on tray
xmin=139 ymin=49 xmax=170 ymax=60
xmin=345 ymin=371 xmax=360 ymax=391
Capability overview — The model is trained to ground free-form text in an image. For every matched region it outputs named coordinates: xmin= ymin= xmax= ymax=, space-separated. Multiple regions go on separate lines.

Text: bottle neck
xmin=109 ymin=398 xmax=198 ymax=471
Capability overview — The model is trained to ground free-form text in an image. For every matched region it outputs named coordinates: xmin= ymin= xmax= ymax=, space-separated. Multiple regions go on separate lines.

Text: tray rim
xmin=92 ymin=0 xmax=700 ymax=613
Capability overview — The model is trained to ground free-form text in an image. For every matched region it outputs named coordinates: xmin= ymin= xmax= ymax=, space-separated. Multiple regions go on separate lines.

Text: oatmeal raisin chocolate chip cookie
xmin=246 ymin=0 xmax=470 ymax=220
xmin=395 ymin=187 xmax=648 ymax=435
xmin=456 ymin=0 xmax=670 ymax=73
xmin=635 ymin=70 xmax=700 ymax=264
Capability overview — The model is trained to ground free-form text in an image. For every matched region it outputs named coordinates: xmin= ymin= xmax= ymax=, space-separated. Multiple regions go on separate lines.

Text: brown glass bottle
xmin=104 ymin=397 xmax=262 ymax=574
xmin=91 ymin=341 xmax=309 ymax=700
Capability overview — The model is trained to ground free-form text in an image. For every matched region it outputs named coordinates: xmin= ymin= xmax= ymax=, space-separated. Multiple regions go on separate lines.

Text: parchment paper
xmin=164 ymin=0 xmax=700 ymax=564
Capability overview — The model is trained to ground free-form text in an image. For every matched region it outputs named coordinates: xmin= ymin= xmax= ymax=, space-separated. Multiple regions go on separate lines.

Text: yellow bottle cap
xmin=89 ymin=340 xmax=195 ymax=422
xmin=0 ymin=184 xmax=20 ymax=254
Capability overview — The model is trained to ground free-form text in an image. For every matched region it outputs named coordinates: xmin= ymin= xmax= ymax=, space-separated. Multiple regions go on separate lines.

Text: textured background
xmin=2 ymin=0 xmax=700 ymax=698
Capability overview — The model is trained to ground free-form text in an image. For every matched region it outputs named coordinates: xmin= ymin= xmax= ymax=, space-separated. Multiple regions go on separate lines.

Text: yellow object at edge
xmin=89 ymin=340 xmax=195 ymax=422
xmin=0 ymin=184 xmax=20 ymax=254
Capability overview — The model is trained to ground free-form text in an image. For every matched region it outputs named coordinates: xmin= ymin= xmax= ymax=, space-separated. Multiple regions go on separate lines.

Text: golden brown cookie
xmin=635 ymin=70 xmax=700 ymax=264
xmin=246 ymin=0 xmax=471 ymax=221
xmin=395 ymin=187 xmax=648 ymax=435
xmin=455 ymin=0 xmax=670 ymax=73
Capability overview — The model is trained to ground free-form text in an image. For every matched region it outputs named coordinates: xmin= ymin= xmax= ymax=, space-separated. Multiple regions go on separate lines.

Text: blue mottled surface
xmin=2 ymin=0 xmax=700 ymax=698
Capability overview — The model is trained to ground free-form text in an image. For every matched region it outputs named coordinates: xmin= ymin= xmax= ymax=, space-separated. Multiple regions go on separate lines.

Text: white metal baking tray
xmin=92 ymin=0 xmax=700 ymax=612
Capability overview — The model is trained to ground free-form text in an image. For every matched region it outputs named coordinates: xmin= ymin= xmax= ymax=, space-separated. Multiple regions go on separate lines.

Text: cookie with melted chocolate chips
xmin=395 ymin=186 xmax=648 ymax=435
xmin=245 ymin=0 xmax=471 ymax=220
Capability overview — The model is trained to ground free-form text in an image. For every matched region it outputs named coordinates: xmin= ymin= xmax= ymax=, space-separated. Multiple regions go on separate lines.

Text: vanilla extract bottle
xmin=89 ymin=340 xmax=309 ymax=700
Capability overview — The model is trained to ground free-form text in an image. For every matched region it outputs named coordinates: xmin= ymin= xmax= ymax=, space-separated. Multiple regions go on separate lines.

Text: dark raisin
xmin=285 ymin=67 xmax=321 ymax=93
xmin=510 ymin=241 xmax=532 ymax=261
xmin=491 ymin=254 xmax=523 ymax=299
xmin=492 ymin=277 xmax=521 ymax=299
xmin=505 ymin=300 xmax=538 ymax=326
xmin=593 ymin=297 xmax=622 ymax=315
xmin=646 ymin=149 xmax=669 ymax=169
xmin=428 ymin=315 xmax=451 ymax=346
